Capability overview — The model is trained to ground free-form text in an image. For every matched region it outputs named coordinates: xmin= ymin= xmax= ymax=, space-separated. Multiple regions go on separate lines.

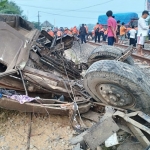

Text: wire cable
xmin=39 ymin=11 xmax=97 ymax=20
xmin=17 ymin=4 xmax=143 ymax=14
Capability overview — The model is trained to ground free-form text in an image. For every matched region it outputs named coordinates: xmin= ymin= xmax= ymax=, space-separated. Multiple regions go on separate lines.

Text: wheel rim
xmin=97 ymin=84 xmax=136 ymax=108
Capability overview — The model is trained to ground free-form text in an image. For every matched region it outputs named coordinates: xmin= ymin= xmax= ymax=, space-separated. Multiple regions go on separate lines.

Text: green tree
xmin=0 ymin=0 xmax=7 ymax=6
xmin=0 ymin=1 xmax=28 ymax=20
xmin=31 ymin=21 xmax=41 ymax=29
xmin=0 ymin=1 xmax=23 ymax=15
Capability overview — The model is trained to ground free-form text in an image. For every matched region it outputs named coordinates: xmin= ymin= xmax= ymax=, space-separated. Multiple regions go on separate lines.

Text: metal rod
xmin=18 ymin=69 xmax=28 ymax=96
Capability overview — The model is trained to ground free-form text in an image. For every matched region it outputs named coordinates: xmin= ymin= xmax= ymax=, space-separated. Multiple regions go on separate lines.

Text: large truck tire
xmin=87 ymin=45 xmax=134 ymax=66
xmin=84 ymin=60 xmax=150 ymax=113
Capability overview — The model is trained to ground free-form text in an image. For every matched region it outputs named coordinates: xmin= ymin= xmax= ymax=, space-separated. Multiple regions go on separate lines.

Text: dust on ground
xmin=0 ymin=109 xmax=75 ymax=150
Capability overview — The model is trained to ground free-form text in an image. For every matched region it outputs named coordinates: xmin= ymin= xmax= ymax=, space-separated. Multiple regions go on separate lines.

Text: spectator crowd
xmin=46 ymin=10 xmax=150 ymax=56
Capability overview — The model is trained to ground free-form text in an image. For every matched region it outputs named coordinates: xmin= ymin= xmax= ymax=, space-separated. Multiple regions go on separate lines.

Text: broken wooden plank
xmin=81 ymin=110 xmax=102 ymax=122
xmin=127 ymin=123 xmax=150 ymax=148
xmin=83 ymin=117 xmax=119 ymax=150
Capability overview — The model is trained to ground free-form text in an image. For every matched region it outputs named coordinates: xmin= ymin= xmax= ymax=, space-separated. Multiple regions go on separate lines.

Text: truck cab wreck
xmin=0 ymin=14 xmax=150 ymax=114
xmin=0 ymin=14 xmax=150 ymax=149
xmin=0 ymin=15 xmax=90 ymax=114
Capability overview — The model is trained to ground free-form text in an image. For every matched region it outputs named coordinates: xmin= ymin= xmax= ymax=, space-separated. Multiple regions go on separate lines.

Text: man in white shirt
xmin=137 ymin=10 xmax=150 ymax=56
xmin=129 ymin=26 xmax=137 ymax=47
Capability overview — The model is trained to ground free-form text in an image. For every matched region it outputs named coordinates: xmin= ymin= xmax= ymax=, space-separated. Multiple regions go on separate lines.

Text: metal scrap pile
xmin=0 ymin=14 xmax=90 ymax=114
xmin=70 ymin=104 xmax=150 ymax=150
xmin=0 ymin=15 xmax=150 ymax=150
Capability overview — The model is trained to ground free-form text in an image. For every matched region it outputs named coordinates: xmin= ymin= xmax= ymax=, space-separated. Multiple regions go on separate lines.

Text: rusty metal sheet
xmin=81 ymin=110 xmax=101 ymax=122
xmin=0 ymin=22 xmax=40 ymax=78
xmin=0 ymin=97 xmax=90 ymax=115
xmin=83 ymin=117 xmax=119 ymax=150
xmin=0 ymin=14 xmax=33 ymax=30
xmin=0 ymin=22 xmax=26 ymax=70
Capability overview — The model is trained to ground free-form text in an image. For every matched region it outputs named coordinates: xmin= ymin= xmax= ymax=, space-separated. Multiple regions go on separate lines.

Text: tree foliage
xmin=0 ymin=0 xmax=23 ymax=15
xmin=0 ymin=0 xmax=7 ymax=7
xmin=31 ymin=21 xmax=41 ymax=29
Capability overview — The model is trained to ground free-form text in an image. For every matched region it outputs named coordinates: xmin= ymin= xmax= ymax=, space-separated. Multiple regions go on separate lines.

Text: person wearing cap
xmin=119 ymin=22 xmax=126 ymax=44
xmin=116 ymin=20 xmax=121 ymax=43
xmin=137 ymin=10 xmax=150 ymax=56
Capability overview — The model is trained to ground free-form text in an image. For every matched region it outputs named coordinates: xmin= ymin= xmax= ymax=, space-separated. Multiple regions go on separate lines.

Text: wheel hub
xmin=99 ymin=84 xmax=135 ymax=107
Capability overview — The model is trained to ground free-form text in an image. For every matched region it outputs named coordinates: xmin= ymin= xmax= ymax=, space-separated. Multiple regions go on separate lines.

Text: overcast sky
xmin=13 ymin=0 xmax=146 ymax=27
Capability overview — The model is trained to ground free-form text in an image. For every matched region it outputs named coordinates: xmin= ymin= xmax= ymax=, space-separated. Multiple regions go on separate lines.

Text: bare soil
xmin=0 ymin=109 xmax=75 ymax=150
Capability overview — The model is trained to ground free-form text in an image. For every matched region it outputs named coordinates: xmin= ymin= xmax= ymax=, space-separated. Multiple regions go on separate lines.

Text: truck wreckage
xmin=0 ymin=15 xmax=150 ymax=149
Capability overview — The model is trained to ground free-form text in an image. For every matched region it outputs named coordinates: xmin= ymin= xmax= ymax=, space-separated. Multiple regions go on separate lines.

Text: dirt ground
xmin=0 ymin=108 xmax=76 ymax=150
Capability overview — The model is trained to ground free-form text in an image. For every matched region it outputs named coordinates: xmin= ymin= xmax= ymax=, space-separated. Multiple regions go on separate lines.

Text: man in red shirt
xmin=106 ymin=10 xmax=117 ymax=46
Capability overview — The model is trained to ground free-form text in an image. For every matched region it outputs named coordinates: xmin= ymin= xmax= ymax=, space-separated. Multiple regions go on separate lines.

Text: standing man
xmin=137 ymin=10 xmax=150 ymax=56
xmin=106 ymin=10 xmax=117 ymax=46
xmin=94 ymin=23 xmax=100 ymax=43
xmin=48 ymin=29 xmax=54 ymax=37
xmin=103 ymin=28 xmax=108 ymax=41
xmin=99 ymin=26 xmax=104 ymax=41
xmin=57 ymin=28 xmax=62 ymax=37
xmin=129 ymin=26 xmax=137 ymax=47
xmin=119 ymin=22 xmax=127 ymax=44
xmin=79 ymin=24 xmax=87 ymax=44
xmin=116 ymin=20 xmax=121 ymax=43
xmin=84 ymin=24 xmax=88 ymax=40
xmin=72 ymin=26 xmax=78 ymax=36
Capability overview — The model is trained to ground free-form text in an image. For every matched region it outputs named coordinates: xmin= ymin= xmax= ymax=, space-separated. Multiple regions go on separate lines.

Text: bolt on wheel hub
xmin=98 ymin=84 xmax=135 ymax=107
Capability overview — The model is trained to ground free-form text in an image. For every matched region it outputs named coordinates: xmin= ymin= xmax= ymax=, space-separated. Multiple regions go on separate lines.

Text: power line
xmin=51 ymin=0 xmax=113 ymax=16
xmin=39 ymin=11 xmax=97 ymax=19
xmin=18 ymin=3 xmax=143 ymax=14
xmin=18 ymin=4 xmax=106 ymax=13
xmin=18 ymin=0 xmax=113 ymax=13
xmin=67 ymin=0 xmax=113 ymax=11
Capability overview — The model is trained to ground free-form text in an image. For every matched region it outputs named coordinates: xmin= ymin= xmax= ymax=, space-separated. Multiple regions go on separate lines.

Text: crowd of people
xmin=103 ymin=10 xmax=150 ymax=56
xmin=47 ymin=10 xmax=150 ymax=56
xmin=47 ymin=25 xmax=88 ymax=44
xmin=47 ymin=26 xmax=78 ymax=38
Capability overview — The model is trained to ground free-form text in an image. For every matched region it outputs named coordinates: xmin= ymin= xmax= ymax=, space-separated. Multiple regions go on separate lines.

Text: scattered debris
xmin=83 ymin=117 xmax=119 ymax=150
xmin=1 ymin=14 xmax=150 ymax=150
xmin=70 ymin=104 xmax=150 ymax=150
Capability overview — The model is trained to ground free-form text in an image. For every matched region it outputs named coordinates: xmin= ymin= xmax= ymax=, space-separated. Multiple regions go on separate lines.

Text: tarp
xmin=98 ymin=12 xmax=138 ymax=25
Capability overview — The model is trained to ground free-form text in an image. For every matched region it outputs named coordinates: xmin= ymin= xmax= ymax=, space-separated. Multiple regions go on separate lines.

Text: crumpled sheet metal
xmin=113 ymin=111 xmax=150 ymax=148
xmin=0 ymin=97 xmax=91 ymax=115
xmin=113 ymin=111 xmax=150 ymax=135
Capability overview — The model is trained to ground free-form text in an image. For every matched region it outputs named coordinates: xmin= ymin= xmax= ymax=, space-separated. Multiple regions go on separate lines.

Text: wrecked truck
xmin=0 ymin=14 xmax=150 ymax=115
